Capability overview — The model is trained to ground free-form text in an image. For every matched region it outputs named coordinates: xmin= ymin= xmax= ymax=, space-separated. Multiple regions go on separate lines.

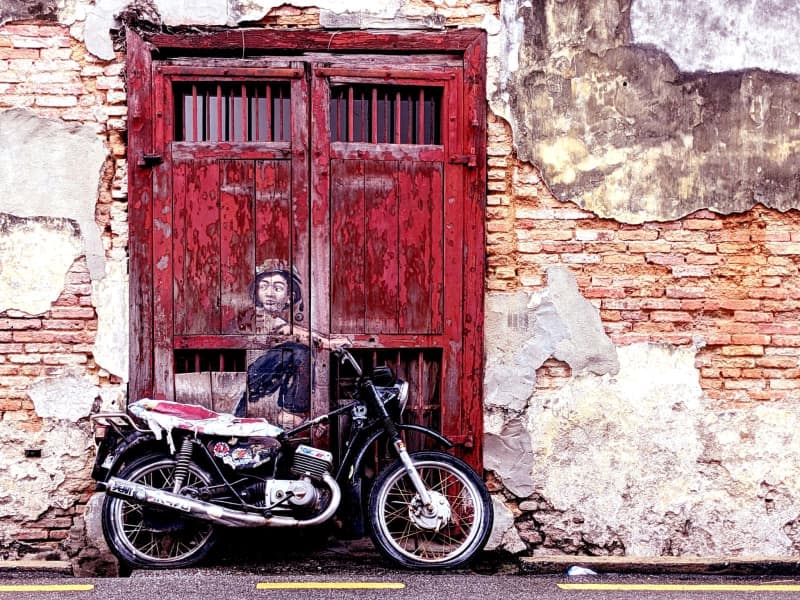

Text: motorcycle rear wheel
xmin=102 ymin=453 xmax=217 ymax=569
xmin=368 ymin=451 xmax=493 ymax=569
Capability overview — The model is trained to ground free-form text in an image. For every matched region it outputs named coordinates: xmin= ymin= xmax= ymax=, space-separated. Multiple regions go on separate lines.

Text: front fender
xmin=340 ymin=423 xmax=453 ymax=485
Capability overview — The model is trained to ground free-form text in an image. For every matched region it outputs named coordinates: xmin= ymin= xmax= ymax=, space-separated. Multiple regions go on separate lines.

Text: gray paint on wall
xmin=496 ymin=0 xmax=800 ymax=222
xmin=632 ymin=0 xmax=800 ymax=75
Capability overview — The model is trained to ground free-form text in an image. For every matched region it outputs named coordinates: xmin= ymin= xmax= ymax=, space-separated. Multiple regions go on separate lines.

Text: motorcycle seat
xmin=128 ymin=399 xmax=284 ymax=439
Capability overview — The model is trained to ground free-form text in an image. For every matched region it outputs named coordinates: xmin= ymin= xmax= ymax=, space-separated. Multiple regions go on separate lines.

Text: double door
xmin=133 ymin=48 xmax=484 ymax=466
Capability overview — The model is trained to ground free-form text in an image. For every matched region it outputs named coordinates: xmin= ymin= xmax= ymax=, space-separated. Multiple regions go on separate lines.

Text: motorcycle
xmin=90 ymin=346 xmax=493 ymax=570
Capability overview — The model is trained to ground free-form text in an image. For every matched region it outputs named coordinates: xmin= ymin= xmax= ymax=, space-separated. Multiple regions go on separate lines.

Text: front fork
xmin=363 ymin=380 xmax=434 ymax=509
xmin=392 ymin=439 xmax=433 ymax=507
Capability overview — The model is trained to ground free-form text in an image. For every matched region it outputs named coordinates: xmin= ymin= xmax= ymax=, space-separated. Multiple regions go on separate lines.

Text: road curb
xmin=0 ymin=560 xmax=73 ymax=577
xmin=519 ymin=555 xmax=800 ymax=576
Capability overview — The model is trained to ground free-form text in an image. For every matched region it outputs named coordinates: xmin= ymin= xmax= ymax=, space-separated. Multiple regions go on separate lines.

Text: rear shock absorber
xmin=172 ymin=437 xmax=193 ymax=494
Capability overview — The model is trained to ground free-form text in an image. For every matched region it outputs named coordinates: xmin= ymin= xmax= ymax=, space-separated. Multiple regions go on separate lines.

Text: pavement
xmin=4 ymin=537 xmax=800 ymax=578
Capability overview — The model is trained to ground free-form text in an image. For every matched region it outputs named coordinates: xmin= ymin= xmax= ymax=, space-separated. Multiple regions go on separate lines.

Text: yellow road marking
xmin=257 ymin=582 xmax=405 ymax=590
xmin=560 ymin=583 xmax=800 ymax=592
xmin=0 ymin=584 xmax=94 ymax=592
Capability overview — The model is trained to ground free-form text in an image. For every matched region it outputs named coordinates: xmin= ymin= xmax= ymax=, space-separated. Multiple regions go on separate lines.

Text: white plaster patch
xmin=87 ymin=0 xmax=440 ymax=58
xmin=28 ymin=373 xmax=99 ymax=421
xmin=0 ymin=215 xmax=83 ymax=315
xmin=0 ymin=420 xmax=93 ymax=521
xmin=98 ymin=384 xmax=126 ymax=412
xmin=0 ymin=109 xmax=107 ymax=280
xmin=92 ymin=259 xmax=129 ymax=381
xmin=631 ymin=0 xmax=800 ymax=75
xmin=483 ymin=266 xmax=618 ymax=413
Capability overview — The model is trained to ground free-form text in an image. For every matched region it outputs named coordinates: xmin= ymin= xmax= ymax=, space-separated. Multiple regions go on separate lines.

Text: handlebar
xmin=332 ymin=345 xmax=363 ymax=377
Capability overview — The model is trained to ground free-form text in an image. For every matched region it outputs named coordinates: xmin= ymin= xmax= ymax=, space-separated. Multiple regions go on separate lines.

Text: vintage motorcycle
xmin=90 ymin=346 xmax=493 ymax=570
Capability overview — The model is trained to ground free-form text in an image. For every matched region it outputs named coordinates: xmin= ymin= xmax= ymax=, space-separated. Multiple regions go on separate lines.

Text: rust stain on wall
xmin=502 ymin=0 xmax=800 ymax=222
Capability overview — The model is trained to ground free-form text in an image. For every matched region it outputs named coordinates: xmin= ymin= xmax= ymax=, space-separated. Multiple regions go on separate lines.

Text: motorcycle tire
xmin=101 ymin=453 xmax=217 ymax=569
xmin=368 ymin=451 xmax=493 ymax=569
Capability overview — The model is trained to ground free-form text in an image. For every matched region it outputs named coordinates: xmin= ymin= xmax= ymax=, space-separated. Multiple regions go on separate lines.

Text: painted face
xmin=256 ymin=273 xmax=289 ymax=313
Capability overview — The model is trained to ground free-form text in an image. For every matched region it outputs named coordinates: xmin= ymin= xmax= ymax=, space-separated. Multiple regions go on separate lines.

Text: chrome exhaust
xmin=102 ymin=472 xmax=341 ymax=528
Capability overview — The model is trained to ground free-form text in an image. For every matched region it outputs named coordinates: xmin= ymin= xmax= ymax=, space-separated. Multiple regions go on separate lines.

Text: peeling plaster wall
xmin=0 ymin=417 xmax=94 ymax=546
xmin=0 ymin=109 xmax=107 ymax=280
xmin=0 ymin=215 xmax=83 ymax=316
xmin=486 ymin=340 xmax=800 ymax=556
xmin=494 ymin=0 xmax=800 ymax=222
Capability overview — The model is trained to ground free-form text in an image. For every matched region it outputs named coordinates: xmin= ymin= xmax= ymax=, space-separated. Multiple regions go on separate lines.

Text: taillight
xmin=93 ymin=423 xmax=108 ymax=442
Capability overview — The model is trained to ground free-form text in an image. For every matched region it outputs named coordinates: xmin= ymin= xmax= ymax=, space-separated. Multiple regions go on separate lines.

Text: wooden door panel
xmin=398 ymin=160 xmax=443 ymax=334
xmin=331 ymin=159 xmax=366 ymax=333
xmin=254 ymin=160 xmax=292 ymax=269
xmin=364 ymin=160 xmax=399 ymax=333
xmin=173 ymin=158 xmax=220 ymax=335
xmin=331 ymin=158 xmax=444 ymax=335
xmin=220 ymin=160 xmax=255 ymax=334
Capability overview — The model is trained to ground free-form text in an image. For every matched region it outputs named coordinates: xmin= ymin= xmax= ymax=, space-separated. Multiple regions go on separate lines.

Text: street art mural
xmin=235 ymin=259 xmax=312 ymax=429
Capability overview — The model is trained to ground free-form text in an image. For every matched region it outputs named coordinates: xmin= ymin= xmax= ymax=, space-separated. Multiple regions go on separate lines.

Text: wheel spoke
xmin=108 ymin=456 xmax=215 ymax=566
xmin=372 ymin=455 xmax=490 ymax=567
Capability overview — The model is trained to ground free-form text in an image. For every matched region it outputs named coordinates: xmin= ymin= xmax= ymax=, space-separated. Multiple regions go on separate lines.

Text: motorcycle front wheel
xmin=101 ymin=453 xmax=217 ymax=569
xmin=368 ymin=451 xmax=493 ymax=569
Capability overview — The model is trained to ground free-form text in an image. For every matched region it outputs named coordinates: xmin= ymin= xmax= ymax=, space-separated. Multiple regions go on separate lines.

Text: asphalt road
xmin=6 ymin=571 xmax=800 ymax=600
xmin=5 ymin=536 xmax=800 ymax=600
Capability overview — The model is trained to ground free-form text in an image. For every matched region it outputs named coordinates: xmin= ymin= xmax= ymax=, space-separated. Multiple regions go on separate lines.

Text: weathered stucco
xmin=28 ymin=373 xmax=99 ymax=421
xmin=486 ymin=342 xmax=800 ymax=556
xmin=0 ymin=419 xmax=93 ymax=523
xmin=92 ymin=260 xmax=129 ymax=381
xmin=494 ymin=0 xmax=800 ymax=222
xmin=484 ymin=265 xmax=619 ymax=413
xmin=0 ymin=109 xmax=107 ymax=279
xmin=0 ymin=0 xmax=58 ymax=25
xmin=632 ymin=0 xmax=800 ymax=75
xmin=84 ymin=0 xmax=454 ymax=59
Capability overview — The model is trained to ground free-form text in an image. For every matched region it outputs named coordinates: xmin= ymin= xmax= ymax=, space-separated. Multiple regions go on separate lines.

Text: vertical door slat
xmin=331 ymin=159 xmax=366 ymax=332
xmin=371 ymin=87 xmax=378 ymax=143
xmin=347 ymin=86 xmax=354 ymax=143
xmin=364 ymin=160 xmax=399 ymax=333
xmin=219 ymin=160 xmax=255 ymax=334
xmin=266 ymin=84 xmax=273 ymax=142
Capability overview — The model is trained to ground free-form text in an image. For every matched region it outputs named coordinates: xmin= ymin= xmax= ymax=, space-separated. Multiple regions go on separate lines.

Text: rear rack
xmin=90 ymin=412 xmax=149 ymax=437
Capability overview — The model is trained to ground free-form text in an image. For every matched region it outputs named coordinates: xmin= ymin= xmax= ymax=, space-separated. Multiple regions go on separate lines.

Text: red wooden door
xmin=133 ymin=31 xmax=486 ymax=468
xmin=310 ymin=63 xmax=480 ymax=463
xmin=151 ymin=64 xmax=312 ymax=427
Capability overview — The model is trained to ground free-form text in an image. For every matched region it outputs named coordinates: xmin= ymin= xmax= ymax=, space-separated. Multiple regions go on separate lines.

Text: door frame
xmin=125 ymin=27 xmax=487 ymax=467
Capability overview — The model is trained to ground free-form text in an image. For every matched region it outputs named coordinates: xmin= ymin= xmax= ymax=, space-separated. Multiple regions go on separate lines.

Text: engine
xmin=290 ymin=444 xmax=333 ymax=479
xmin=207 ymin=437 xmax=280 ymax=470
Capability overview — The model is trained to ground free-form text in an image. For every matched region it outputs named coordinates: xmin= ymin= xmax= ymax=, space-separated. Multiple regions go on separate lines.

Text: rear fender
xmin=92 ymin=430 xmax=163 ymax=483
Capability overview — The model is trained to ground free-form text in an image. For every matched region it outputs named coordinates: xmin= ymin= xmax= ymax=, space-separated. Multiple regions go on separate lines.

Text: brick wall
xmin=0 ymin=21 xmax=126 ymax=554
xmin=486 ymin=113 xmax=800 ymax=403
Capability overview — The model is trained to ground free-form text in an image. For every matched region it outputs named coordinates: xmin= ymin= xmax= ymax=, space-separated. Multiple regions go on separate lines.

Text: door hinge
xmin=449 ymin=153 xmax=477 ymax=168
xmin=447 ymin=433 xmax=474 ymax=449
xmin=138 ymin=153 xmax=163 ymax=168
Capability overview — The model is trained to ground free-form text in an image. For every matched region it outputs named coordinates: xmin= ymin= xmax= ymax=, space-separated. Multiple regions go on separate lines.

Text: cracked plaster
xmin=484 ymin=265 xmax=619 ymax=414
xmin=28 ymin=373 xmax=99 ymax=421
xmin=0 ymin=214 xmax=83 ymax=316
xmin=0 ymin=109 xmax=107 ymax=281
xmin=0 ymin=419 xmax=93 ymax=522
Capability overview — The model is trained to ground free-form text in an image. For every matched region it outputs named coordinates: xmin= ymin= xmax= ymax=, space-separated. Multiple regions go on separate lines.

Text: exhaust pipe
xmin=102 ymin=472 xmax=341 ymax=528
